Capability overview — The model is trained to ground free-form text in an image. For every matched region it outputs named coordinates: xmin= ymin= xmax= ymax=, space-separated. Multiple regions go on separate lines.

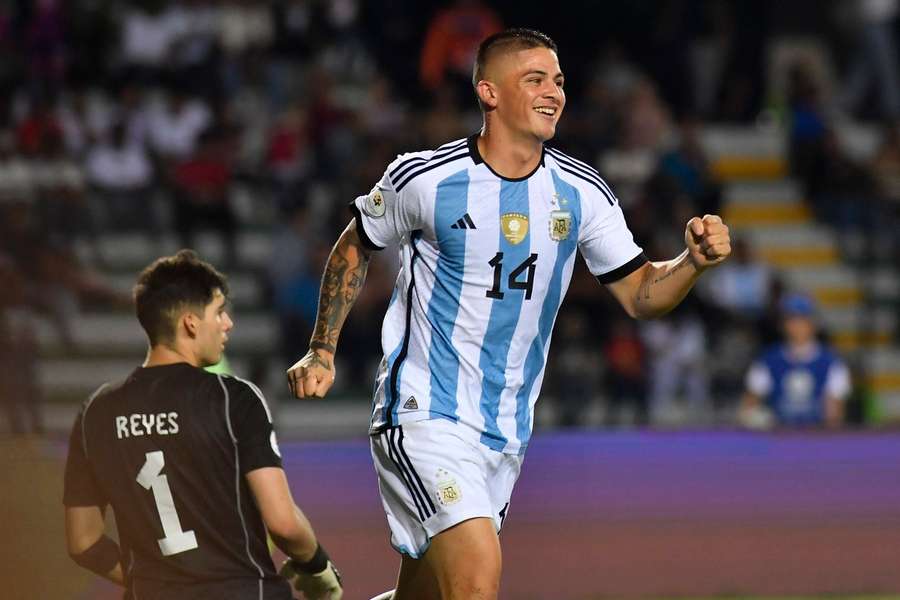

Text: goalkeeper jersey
xmin=63 ymin=363 xmax=291 ymax=599
xmin=352 ymin=134 xmax=646 ymax=454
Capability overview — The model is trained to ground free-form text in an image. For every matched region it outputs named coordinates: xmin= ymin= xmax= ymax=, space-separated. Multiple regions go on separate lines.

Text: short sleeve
xmin=578 ymin=193 xmax=646 ymax=283
xmin=227 ymin=378 xmax=283 ymax=474
xmin=745 ymin=361 xmax=773 ymax=397
xmin=63 ymin=409 xmax=108 ymax=507
xmin=349 ymin=156 xmax=427 ymax=250
xmin=824 ymin=360 xmax=851 ymax=400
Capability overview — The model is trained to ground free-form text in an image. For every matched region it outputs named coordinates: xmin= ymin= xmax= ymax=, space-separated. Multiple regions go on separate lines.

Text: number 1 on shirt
xmin=137 ymin=450 xmax=199 ymax=556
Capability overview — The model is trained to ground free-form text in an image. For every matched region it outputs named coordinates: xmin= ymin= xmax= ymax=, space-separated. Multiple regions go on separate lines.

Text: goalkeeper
xmin=63 ymin=250 xmax=342 ymax=599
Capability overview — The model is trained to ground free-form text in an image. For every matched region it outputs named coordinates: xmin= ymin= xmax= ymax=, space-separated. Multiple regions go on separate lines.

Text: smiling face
xmin=481 ymin=46 xmax=566 ymax=143
xmin=192 ymin=288 xmax=233 ymax=367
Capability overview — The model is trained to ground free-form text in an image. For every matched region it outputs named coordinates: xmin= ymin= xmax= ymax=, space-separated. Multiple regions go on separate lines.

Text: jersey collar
xmin=467 ymin=133 xmax=545 ymax=181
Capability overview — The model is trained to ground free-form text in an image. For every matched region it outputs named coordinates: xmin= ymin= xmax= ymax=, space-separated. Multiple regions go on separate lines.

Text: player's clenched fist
xmin=287 ymin=349 xmax=336 ymax=399
xmin=685 ymin=214 xmax=731 ymax=269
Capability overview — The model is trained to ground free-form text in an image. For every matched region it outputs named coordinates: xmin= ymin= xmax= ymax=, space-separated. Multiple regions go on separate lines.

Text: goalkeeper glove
xmin=280 ymin=544 xmax=343 ymax=600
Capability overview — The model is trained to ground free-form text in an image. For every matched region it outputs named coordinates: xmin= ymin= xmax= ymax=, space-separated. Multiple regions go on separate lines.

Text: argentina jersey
xmin=350 ymin=134 xmax=646 ymax=454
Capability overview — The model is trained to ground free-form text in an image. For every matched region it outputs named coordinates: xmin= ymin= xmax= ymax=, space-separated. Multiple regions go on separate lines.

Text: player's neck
xmin=477 ymin=123 xmax=543 ymax=178
xmin=144 ymin=343 xmax=200 ymax=368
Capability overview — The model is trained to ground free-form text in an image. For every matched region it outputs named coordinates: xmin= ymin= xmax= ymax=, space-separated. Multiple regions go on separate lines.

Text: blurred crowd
xmin=2 ymin=0 xmax=899 ymax=434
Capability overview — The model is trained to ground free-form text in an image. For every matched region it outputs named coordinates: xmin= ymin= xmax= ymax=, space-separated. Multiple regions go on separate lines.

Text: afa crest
xmin=364 ymin=187 xmax=386 ymax=218
xmin=435 ymin=468 xmax=462 ymax=506
xmin=500 ymin=213 xmax=529 ymax=245
xmin=549 ymin=210 xmax=572 ymax=241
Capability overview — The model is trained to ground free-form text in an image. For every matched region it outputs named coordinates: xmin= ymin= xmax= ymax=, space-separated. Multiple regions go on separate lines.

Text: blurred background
xmin=1 ymin=0 xmax=899 ymax=599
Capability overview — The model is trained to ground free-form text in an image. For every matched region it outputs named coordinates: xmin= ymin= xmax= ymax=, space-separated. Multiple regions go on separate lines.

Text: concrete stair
xmin=702 ymin=127 xmax=900 ymax=420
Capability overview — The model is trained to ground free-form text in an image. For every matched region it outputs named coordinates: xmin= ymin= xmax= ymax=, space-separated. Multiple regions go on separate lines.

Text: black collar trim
xmin=467 ymin=133 xmax=545 ymax=181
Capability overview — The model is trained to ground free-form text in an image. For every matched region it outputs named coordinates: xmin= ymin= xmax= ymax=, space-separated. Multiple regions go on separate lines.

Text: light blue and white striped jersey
xmin=351 ymin=135 xmax=646 ymax=454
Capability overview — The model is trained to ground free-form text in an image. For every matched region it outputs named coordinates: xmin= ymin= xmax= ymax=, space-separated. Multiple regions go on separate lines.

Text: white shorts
xmin=370 ymin=418 xmax=523 ymax=559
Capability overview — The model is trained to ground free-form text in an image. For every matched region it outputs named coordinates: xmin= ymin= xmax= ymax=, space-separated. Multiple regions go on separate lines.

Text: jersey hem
xmin=370 ymin=412 xmax=529 ymax=455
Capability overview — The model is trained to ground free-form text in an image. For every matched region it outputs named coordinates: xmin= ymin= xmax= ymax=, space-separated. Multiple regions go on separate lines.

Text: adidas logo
xmin=403 ymin=396 xmax=419 ymax=410
xmin=449 ymin=213 xmax=477 ymax=230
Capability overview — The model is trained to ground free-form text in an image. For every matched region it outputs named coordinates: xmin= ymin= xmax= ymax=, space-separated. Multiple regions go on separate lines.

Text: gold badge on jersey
xmin=500 ymin=213 xmax=528 ymax=245
xmin=549 ymin=210 xmax=572 ymax=241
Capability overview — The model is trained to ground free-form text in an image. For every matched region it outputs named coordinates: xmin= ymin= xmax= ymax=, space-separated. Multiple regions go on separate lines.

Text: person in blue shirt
xmin=740 ymin=293 xmax=850 ymax=429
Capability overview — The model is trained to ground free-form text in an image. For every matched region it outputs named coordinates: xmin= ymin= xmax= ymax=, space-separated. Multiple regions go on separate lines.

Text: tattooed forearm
xmin=628 ymin=251 xmax=701 ymax=319
xmin=310 ymin=227 xmax=370 ymax=353
xmin=637 ymin=257 xmax=691 ymax=302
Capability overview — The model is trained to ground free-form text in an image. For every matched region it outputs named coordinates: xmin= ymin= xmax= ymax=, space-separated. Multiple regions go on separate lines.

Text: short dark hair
xmin=133 ymin=250 xmax=228 ymax=346
xmin=472 ymin=28 xmax=558 ymax=104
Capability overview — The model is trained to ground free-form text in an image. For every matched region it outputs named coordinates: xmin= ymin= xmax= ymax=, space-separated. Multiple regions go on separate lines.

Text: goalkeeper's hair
xmin=472 ymin=28 xmax=558 ymax=110
xmin=133 ymin=249 xmax=228 ymax=346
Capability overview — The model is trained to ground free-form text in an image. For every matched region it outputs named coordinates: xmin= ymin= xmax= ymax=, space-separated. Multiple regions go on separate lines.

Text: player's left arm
xmin=823 ymin=360 xmax=851 ymax=428
xmin=63 ymin=407 xmax=124 ymax=586
xmin=65 ymin=505 xmax=125 ymax=586
xmin=607 ymin=215 xmax=731 ymax=319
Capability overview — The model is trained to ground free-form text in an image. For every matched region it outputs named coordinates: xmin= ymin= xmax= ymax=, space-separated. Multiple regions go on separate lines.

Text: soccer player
xmin=63 ymin=250 xmax=342 ymax=599
xmin=740 ymin=293 xmax=850 ymax=429
xmin=287 ymin=29 xmax=731 ymax=599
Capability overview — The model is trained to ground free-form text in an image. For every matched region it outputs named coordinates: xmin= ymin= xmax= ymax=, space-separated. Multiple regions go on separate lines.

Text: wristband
xmin=291 ymin=543 xmax=330 ymax=574
xmin=309 ymin=341 xmax=336 ymax=354
xmin=71 ymin=534 xmax=120 ymax=577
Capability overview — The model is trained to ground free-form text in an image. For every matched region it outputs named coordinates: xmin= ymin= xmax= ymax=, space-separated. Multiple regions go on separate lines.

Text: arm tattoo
xmin=307 ymin=352 xmax=332 ymax=370
xmin=310 ymin=233 xmax=370 ymax=352
xmin=637 ymin=258 xmax=689 ymax=303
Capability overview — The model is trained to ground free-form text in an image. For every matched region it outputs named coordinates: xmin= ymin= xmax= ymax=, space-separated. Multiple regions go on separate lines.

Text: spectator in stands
xmin=657 ymin=116 xmax=721 ymax=216
xmin=85 ymin=120 xmax=157 ymax=235
xmin=266 ymin=104 xmax=312 ymax=213
xmin=23 ymin=0 xmax=67 ymax=95
xmin=740 ymin=293 xmax=850 ymax=429
xmin=787 ymin=60 xmax=828 ymax=190
xmin=147 ymin=88 xmax=212 ymax=163
xmin=870 ymin=122 xmax=900 ymax=203
xmin=547 ymin=308 xmax=599 ymax=428
xmin=268 ymin=204 xmax=321 ymax=364
xmin=700 ymin=238 xmax=773 ymax=321
xmin=171 ymin=128 xmax=237 ymax=266
xmin=419 ymin=0 xmax=502 ymax=94
xmin=806 ymin=128 xmax=876 ymax=228
xmin=33 ymin=127 xmax=90 ymax=250
xmin=0 ymin=253 xmax=42 ymax=435
xmin=602 ymin=317 xmax=648 ymax=427
xmin=640 ymin=299 xmax=711 ymax=424
xmin=118 ymin=0 xmax=186 ymax=85
xmin=839 ymin=0 xmax=900 ymax=120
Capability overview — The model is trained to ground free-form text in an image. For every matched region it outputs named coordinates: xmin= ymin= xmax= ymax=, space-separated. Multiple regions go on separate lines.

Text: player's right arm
xmin=65 ymin=505 xmax=125 ymax=585
xmin=287 ymin=219 xmax=371 ymax=398
xmin=287 ymin=155 xmax=427 ymax=399
xmin=63 ymin=406 xmax=125 ymax=586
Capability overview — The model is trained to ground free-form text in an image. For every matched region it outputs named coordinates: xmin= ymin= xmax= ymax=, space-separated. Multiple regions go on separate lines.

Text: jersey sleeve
xmin=745 ymin=361 xmax=773 ymax=397
xmin=577 ymin=191 xmax=646 ymax=284
xmin=824 ymin=360 xmax=851 ymax=400
xmin=349 ymin=155 xmax=428 ymax=250
xmin=63 ymin=407 xmax=108 ymax=507
xmin=227 ymin=378 xmax=283 ymax=474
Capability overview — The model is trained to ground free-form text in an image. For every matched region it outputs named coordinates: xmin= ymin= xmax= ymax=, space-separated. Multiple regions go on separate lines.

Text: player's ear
xmin=182 ymin=311 xmax=199 ymax=339
xmin=475 ymin=80 xmax=498 ymax=110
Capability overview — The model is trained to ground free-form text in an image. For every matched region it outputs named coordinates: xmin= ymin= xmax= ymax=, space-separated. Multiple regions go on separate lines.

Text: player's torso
xmin=376 ymin=157 xmax=585 ymax=452
xmin=82 ymin=365 xmax=276 ymax=584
